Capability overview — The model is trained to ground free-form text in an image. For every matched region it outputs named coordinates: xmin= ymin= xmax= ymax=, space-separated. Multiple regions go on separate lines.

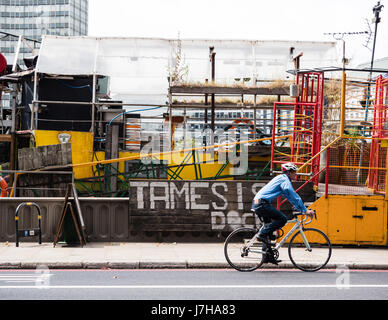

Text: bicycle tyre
xmin=288 ymin=228 xmax=332 ymax=272
xmin=224 ymin=227 xmax=265 ymax=272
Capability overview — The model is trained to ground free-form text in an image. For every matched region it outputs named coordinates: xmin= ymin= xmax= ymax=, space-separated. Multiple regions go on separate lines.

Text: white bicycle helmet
xmin=281 ymin=162 xmax=298 ymax=172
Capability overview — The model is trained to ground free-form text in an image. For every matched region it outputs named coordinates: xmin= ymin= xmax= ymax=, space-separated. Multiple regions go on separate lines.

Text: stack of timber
xmin=17 ymin=143 xmax=73 ymax=197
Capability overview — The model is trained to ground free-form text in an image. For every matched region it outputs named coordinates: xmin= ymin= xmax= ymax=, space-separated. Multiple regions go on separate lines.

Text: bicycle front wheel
xmin=288 ymin=228 xmax=332 ymax=272
xmin=224 ymin=228 xmax=265 ymax=272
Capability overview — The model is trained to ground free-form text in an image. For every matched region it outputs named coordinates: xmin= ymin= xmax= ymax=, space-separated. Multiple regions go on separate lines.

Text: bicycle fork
xmin=299 ymin=228 xmax=312 ymax=252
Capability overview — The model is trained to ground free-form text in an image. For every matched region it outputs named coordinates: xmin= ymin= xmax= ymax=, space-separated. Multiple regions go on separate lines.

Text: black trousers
xmin=252 ymin=200 xmax=288 ymax=237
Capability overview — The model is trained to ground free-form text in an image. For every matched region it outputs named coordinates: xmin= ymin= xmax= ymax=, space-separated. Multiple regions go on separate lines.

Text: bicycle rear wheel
xmin=224 ymin=227 xmax=265 ymax=272
xmin=288 ymin=228 xmax=332 ymax=272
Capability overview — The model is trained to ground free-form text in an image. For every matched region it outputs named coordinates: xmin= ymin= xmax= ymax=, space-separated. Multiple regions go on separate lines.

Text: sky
xmin=88 ymin=0 xmax=388 ymax=67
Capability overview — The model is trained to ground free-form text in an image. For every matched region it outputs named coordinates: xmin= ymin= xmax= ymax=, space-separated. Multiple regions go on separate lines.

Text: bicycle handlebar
xmin=294 ymin=210 xmax=316 ymax=225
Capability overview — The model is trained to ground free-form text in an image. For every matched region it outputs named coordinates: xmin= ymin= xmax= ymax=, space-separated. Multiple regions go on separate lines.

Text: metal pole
xmin=168 ymin=77 xmax=173 ymax=151
xmin=270 ymin=103 xmax=278 ymax=173
xmin=358 ymin=1 xmax=383 ymax=182
xmin=204 ymin=78 xmax=208 ymax=127
xmin=370 ymin=2 xmax=383 ymax=76
xmin=363 ymin=1 xmax=383 ymax=129
xmin=210 ymin=47 xmax=216 ymax=134
xmin=252 ymin=41 xmax=257 ymax=86
xmin=31 ymin=100 xmax=164 ymax=107
xmin=10 ymin=84 xmax=16 ymax=133
xmin=325 ymin=147 xmax=330 ymax=198
xmin=91 ymin=74 xmax=96 ymax=133
xmin=340 ymin=70 xmax=347 ymax=137
xmin=253 ymin=95 xmax=257 ymax=140
xmin=32 ymin=70 xmax=38 ymax=130
xmin=385 ymin=146 xmax=388 ymax=200
xmin=10 ymin=84 xmax=17 ymax=178
xmin=183 ymin=106 xmax=187 ymax=148
xmin=91 ymin=39 xmax=100 ymax=134
xmin=340 ymin=38 xmax=346 ymax=69
xmin=12 ymin=36 xmax=22 ymax=73
xmin=0 ymin=31 xmax=41 ymax=44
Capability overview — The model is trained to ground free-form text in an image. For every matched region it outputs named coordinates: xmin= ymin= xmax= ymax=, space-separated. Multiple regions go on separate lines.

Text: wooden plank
xmin=0 ymin=134 xmax=12 ymax=142
xmin=18 ymin=143 xmax=72 ymax=171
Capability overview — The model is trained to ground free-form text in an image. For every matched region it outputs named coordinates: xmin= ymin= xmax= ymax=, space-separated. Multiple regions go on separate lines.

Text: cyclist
xmin=252 ymin=162 xmax=315 ymax=264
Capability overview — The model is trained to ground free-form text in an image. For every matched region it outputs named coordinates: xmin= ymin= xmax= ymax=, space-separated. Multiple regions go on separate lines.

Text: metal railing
xmin=0 ymin=170 xmax=74 ymax=198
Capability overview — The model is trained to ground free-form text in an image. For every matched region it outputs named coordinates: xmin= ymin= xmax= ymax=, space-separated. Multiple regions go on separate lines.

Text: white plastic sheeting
xmin=36 ymin=36 xmax=341 ymax=105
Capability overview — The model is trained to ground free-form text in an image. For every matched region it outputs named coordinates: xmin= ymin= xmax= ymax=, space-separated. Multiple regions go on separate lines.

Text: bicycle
xmin=224 ymin=210 xmax=332 ymax=272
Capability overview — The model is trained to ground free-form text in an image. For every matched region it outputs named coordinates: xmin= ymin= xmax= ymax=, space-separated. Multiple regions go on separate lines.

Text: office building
xmin=0 ymin=0 xmax=88 ymax=65
xmin=0 ymin=0 xmax=88 ymax=111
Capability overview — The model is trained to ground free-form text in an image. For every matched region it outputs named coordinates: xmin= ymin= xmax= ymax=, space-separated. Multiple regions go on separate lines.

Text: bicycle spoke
xmin=224 ymin=228 xmax=265 ymax=272
xmin=288 ymin=228 xmax=332 ymax=272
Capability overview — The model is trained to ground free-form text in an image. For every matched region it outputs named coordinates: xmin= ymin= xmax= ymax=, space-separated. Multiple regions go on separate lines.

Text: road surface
xmin=0 ymin=268 xmax=387 ymax=301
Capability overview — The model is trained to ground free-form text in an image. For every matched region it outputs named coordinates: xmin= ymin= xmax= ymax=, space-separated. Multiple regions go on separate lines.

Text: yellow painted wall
xmin=164 ymin=151 xmax=233 ymax=180
xmin=33 ymin=130 xmax=267 ymax=183
xmin=34 ymin=130 xmax=94 ymax=179
xmin=34 ymin=129 xmax=233 ymax=181
xmin=94 ymin=151 xmax=139 ymax=173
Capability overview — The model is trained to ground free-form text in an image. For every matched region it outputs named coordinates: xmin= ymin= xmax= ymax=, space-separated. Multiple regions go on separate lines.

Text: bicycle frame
xmin=248 ymin=214 xmax=313 ymax=254
xmin=274 ymin=216 xmax=312 ymax=251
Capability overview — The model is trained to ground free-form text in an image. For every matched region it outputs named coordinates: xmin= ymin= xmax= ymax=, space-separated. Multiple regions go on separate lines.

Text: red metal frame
xmin=271 ymin=71 xmax=325 ymax=187
xmin=279 ymin=165 xmax=326 ymax=207
xmin=368 ymin=76 xmax=388 ymax=193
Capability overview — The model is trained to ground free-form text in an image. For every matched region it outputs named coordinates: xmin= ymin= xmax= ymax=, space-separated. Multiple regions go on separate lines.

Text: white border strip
xmin=0 ymin=284 xmax=388 ymax=289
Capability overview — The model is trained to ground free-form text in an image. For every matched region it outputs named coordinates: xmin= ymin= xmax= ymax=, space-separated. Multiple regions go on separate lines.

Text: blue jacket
xmin=253 ymin=174 xmax=307 ymax=213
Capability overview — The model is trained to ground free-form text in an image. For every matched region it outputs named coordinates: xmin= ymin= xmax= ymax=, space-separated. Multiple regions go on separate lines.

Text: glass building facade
xmin=0 ymin=0 xmax=88 ymax=63
xmin=0 ymin=0 xmax=88 ymax=110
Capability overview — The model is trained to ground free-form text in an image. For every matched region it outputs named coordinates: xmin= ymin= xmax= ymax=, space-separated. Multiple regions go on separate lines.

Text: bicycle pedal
xmin=269 ymin=259 xmax=282 ymax=265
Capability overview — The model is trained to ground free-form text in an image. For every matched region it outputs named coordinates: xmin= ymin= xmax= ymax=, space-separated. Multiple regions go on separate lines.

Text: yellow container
xmin=279 ymin=195 xmax=387 ymax=246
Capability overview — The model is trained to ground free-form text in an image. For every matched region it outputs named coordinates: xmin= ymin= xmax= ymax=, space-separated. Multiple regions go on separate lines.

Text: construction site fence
xmin=2 ymin=136 xmax=387 ymax=198
xmin=321 ymin=137 xmax=387 ymax=197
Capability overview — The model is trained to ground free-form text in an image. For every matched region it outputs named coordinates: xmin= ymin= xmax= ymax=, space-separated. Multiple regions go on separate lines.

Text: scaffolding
xmin=2 ymin=36 xmax=388 ymax=200
xmin=368 ymin=75 xmax=388 ymax=193
xmin=271 ymin=71 xmax=325 ymax=186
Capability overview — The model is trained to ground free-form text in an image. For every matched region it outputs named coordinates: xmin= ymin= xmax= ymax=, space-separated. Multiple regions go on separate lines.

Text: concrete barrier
xmin=0 ymin=180 xmax=315 ymax=242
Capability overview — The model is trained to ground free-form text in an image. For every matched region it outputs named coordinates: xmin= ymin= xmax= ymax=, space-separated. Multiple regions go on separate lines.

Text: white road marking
xmin=0 ymin=284 xmax=387 ymax=289
xmin=0 ymin=274 xmax=53 ymax=283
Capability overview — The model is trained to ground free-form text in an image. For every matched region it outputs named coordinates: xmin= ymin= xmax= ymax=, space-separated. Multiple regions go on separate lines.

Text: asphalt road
xmin=0 ymin=268 xmax=388 ymax=301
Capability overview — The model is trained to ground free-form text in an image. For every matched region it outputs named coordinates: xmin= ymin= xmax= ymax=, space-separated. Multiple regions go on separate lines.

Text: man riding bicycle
xmin=252 ymin=162 xmax=315 ymax=264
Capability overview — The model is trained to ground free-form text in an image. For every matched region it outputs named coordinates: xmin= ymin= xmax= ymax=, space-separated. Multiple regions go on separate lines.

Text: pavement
xmin=1 ymin=242 xmax=388 ymax=270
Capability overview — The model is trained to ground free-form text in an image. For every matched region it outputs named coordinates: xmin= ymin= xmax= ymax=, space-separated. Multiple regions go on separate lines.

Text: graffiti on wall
xmin=129 ymin=181 xmax=265 ymax=231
